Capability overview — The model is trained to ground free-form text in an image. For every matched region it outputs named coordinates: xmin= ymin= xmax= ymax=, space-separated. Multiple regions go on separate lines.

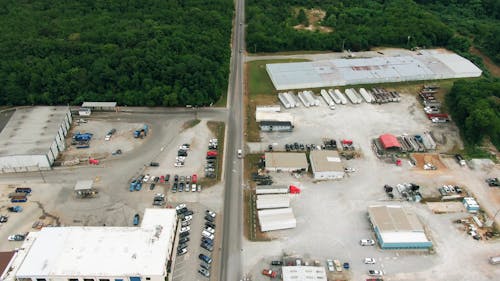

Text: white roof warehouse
xmin=9 ymin=209 xmax=177 ymax=281
xmin=309 ymin=150 xmax=345 ymax=180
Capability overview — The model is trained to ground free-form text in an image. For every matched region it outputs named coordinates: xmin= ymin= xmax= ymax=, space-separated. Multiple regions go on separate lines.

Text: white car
xmin=443 ymin=185 xmax=450 ymax=193
xmin=202 ymin=231 xmax=215 ymax=240
xmin=326 ymin=259 xmax=335 ymax=272
xmin=360 ymin=239 xmax=375 ymax=246
xmin=179 ymin=226 xmax=190 ymax=233
xmin=368 ymin=270 xmax=383 ymax=276
xmin=204 ymin=227 xmax=215 ymax=234
xmin=143 ymin=174 xmax=150 ymax=182
xmin=176 ymin=156 xmax=186 ymax=161
xmin=175 ymin=204 xmax=187 ymax=211
xmin=192 ymin=184 xmax=197 ymax=192
xmin=206 ymin=210 xmax=216 ymax=218
xmin=197 ymin=185 xmax=202 ymax=192
xmin=104 ymin=135 xmax=111 ymax=141
xmin=174 ymin=162 xmax=184 ymax=167
xmin=182 ymin=215 xmax=193 ymax=221
xmin=344 ymin=167 xmax=356 ymax=173
xmin=177 ymin=248 xmax=187 ymax=256
xmin=364 ymin=258 xmax=376 ymax=264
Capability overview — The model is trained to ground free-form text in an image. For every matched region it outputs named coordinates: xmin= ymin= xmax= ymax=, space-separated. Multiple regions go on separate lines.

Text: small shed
xmin=265 ymin=152 xmax=308 ymax=172
xmin=379 ymin=134 xmax=402 ymax=150
xmin=259 ymin=121 xmax=293 ymax=132
xmin=74 ymin=180 xmax=97 ymax=198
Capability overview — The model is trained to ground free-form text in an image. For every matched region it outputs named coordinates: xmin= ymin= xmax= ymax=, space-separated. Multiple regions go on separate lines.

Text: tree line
xmin=246 ymin=0 xmax=454 ymax=53
xmin=0 ymin=0 xmax=233 ymax=106
xmin=446 ymin=79 xmax=500 ymax=149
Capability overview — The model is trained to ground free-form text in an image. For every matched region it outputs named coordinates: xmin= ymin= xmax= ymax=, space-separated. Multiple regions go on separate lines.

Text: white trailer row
xmin=344 ymin=88 xmax=362 ymax=104
xmin=256 ymin=185 xmax=289 ymax=195
xmin=359 ymin=88 xmax=374 ymax=103
xmin=421 ymin=132 xmax=437 ymax=150
xmin=258 ymin=208 xmax=297 ymax=232
xmin=256 ymin=194 xmax=291 ymax=209
xmin=304 ymin=91 xmax=320 ymax=106
xmin=256 ymin=105 xmax=281 ymax=113
xmin=278 ymin=91 xmax=299 ymax=108
xmin=327 ymin=89 xmax=341 ymax=104
xmin=333 ymin=89 xmax=348 ymax=104
xmin=298 ymin=91 xmax=310 ymax=107
xmin=320 ymin=89 xmax=335 ymax=109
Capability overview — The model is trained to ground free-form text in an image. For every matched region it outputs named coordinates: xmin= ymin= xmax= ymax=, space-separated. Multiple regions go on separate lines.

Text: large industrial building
xmin=258 ymin=208 xmax=297 ymax=232
xmin=266 ymin=49 xmax=482 ymax=90
xmin=0 ymin=107 xmax=72 ymax=173
xmin=265 ymin=152 xmax=308 ymax=172
xmin=309 ymin=150 xmax=345 ymax=180
xmin=368 ymin=205 xmax=432 ymax=249
xmin=3 ymin=209 xmax=178 ymax=281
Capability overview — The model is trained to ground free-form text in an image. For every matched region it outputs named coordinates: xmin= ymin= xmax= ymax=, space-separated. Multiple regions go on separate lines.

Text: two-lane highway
xmin=220 ymin=0 xmax=245 ymax=280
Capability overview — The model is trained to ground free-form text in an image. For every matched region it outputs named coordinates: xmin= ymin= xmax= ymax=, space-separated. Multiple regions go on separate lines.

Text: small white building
xmin=282 ymin=266 xmax=327 ymax=281
xmin=7 ymin=209 xmax=178 ymax=281
xmin=309 ymin=150 xmax=345 ymax=180
xmin=258 ymin=208 xmax=296 ymax=232
xmin=265 ymin=152 xmax=308 ymax=172
xmin=256 ymin=194 xmax=290 ymax=209
xmin=255 ymin=112 xmax=294 ymax=124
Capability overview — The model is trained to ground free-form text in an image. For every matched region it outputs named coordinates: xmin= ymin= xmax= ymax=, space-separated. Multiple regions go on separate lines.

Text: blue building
xmin=368 ymin=205 xmax=432 ymax=249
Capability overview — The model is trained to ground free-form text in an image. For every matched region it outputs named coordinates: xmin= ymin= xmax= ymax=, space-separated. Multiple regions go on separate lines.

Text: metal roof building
xmin=282 ymin=266 xmax=327 ymax=281
xmin=309 ymin=150 xmax=344 ymax=180
xmin=255 ymin=111 xmax=294 ymax=124
xmin=81 ymin=102 xmax=117 ymax=111
xmin=0 ymin=107 xmax=72 ymax=173
xmin=259 ymin=121 xmax=293 ymax=132
xmin=379 ymin=134 xmax=402 ymax=150
xmin=258 ymin=208 xmax=297 ymax=232
xmin=368 ymin=205 xmax=432 ymax=249
xmin=265 ymin=152 xmax=308 ymax=172
xmin=266 ymin=49 xmax=482 ymax=90
xmin=256 ymin=194 xmax=291 ymax=209
xmin=10 ymin=209 xmax=178 ymax=281
xmin=255 ymin=185 xmax=289 ymax=195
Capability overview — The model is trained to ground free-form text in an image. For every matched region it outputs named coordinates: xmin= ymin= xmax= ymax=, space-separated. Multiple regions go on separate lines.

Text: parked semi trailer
xmin=334 ymin=89 xmax=348 ymax=104
xmin=320 ymin=89 xmax=335 ymax=109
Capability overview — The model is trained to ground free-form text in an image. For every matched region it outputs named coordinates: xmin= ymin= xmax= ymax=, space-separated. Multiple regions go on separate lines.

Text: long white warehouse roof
xmin=266 ymin=49 xmax=482 ymax=90
xmin=15 ymin=209 xmax=177 ymax=278
xmin=258 ymin=208 xmax=296 ymax=232
xmin=256 ymin=194 xmax=291 ymax=209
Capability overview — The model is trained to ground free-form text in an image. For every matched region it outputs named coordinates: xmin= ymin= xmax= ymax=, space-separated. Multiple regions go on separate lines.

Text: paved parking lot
xmin=243 ymin=89 xmax=500 ymax=280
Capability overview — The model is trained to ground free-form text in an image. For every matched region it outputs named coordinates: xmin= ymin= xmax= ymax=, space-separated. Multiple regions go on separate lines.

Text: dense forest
xmin=246 ymin=0 xmax=453 ymax=53
xmin=246 ymin=0 xmax=499 ymax=64
xmin=0 ymin=0 xmax=233 ymax=106
xmin=446 ymin=79 xmax=500 ymax=149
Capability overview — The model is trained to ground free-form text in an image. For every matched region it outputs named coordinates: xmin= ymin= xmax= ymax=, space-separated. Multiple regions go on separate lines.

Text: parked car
xmin=204 ymin=227 xmax=215 ymax=234
xmin=197 ymin=185 xmax=202 ymax=192
xmin=343 ymin=262 xmax=350 ymax=270
xmin=149 ymin=162 xmax=159 ymax=167
xmin=202 ymin=237 xmax=214 ymax=245
xmin=199 ymin=253 xmax=212 ymax=264
xmin=200 ymin=262 xmax=211 ymax=270
xmin=368 ymin=270 xmax=383 ymax=276
xmin=177 ymin=248 xmax=187 ymax=256
xmin=143 ymin=174 xmax=150 ymax=182
xmin=262 ymin=269 xmax=277 ymax=278
xmin=198 ymin=268 xmax=210 ymax=277
xmin=7 ymin=233 xmax=26 ymax=241
xmin=326 ymin=259 xmax=334 ymax=272
xmin=181 ymin=220 xmax=191 ymax=227
xmin=201 ymin=242 xmax=213 ymax=252
xmin=205 ymin=221 xmax=216 ymax=229
xmin=179 ymin=237 xmax=190 ymax=244
xmin=364 ymin=258 xmax=376 ymax=264
xmin=271 ymin=260 xmax=283 ymax=266
xmin=206 ymin=210 xmax=216 ymax=218
xmin=183 ymin=215 xmax=193 ymax=221
xmin=192 ymin=184 xmax=197 ymax=192
xmin=0 ymin=216 xmax=8 ymax=223
xmin=8 ymin=206 xmax=23 ymax=212
xmin=177 ymin=243 xmax=188 ymax=251
xmin=201 ymin=231 xmax=214 ymax=240
xmin=133 ymin=214 xmax=140 ymax=225
xmin=360 ymin=239 xmax=375 ymax=246
xmin=176 ymin=204 xmax=187 ymax=211
xmin=184 ymin=210 xmax=194 ymax=216
xmin=179 ymin=226 xmax=190 ymax=233
xmin=205 ymin=215 xmax=215 ymax=222
xmin=179 ymin=231 xmax=190 ymax=238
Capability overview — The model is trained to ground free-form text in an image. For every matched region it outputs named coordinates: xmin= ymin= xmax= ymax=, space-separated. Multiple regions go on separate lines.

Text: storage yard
xmin=243 ymin=51 xmax=500 ymax=280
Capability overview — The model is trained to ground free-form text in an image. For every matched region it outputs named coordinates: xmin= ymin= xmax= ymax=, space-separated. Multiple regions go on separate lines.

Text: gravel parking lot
xmin=0 ymin=111 xmax=227 ymax=281
xmin=243 ymin=90 xmax=500 ymax=280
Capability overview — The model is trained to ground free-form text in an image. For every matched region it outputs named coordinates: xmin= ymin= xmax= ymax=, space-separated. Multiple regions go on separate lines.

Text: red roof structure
xmin=379 ymin=134 xmax=402 ymax=149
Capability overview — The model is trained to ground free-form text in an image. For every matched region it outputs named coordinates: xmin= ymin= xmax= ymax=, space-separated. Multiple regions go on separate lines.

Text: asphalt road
xmin=219 ymin=0 xmax=245 ymax=280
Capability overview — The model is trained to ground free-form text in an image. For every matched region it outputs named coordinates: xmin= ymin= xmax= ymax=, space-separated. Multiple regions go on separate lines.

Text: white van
xmin=237 ymin=149 xmax=243 ymax=158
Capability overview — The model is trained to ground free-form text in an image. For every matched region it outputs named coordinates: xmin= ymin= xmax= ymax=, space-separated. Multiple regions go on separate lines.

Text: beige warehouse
xmin=309 ymin=150 xmax=345 ymax=180
xmin=265 ymin=152 xmax=308 ymax=172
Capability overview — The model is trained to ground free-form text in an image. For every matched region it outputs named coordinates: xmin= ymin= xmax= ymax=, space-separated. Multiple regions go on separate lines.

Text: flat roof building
xmin=265 ymin=152 xmax=308 ymax=172
xmin=258 ymin=208 xmax=297 ymax=232
xmin=266 ymin=49 xmax=482 ymax=90
xmin=8 ymin=209 xmax=177 ymax=281
xmin=81 ymin=102 xmax=117 ymax=111
xmin=368 ymin=205 xmax=432 ymax=249
xmin=309 ymin=150 xmax=345 ymax=180
xmin=282 ymin=266 xmax=327 ymax=281
xmin=0 ymin=107 xmax=72 ymax=173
